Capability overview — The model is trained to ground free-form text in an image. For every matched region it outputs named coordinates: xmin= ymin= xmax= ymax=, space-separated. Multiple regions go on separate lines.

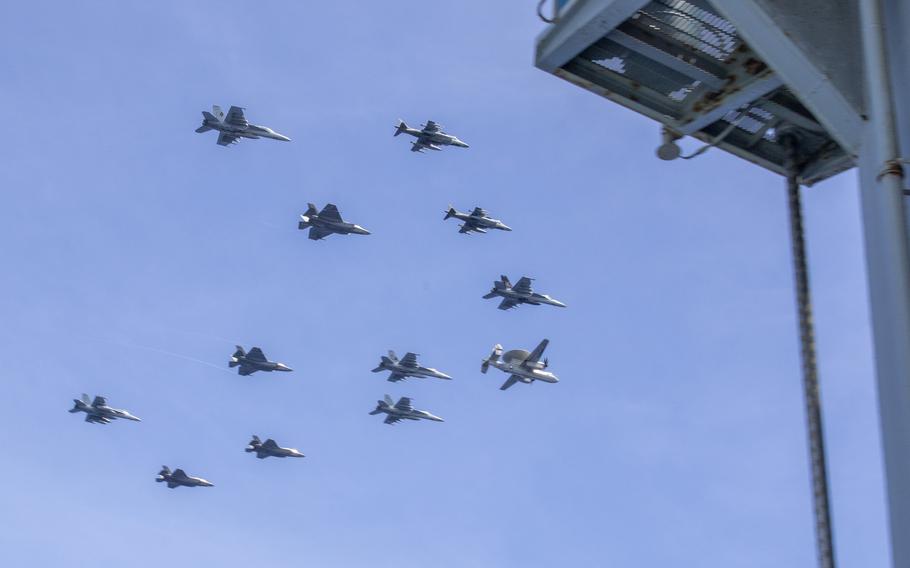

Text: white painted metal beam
xmin=535 ymin=0 xmax=649 ymax=72
xmin=713 ymin=1 xmax=864 ymax=156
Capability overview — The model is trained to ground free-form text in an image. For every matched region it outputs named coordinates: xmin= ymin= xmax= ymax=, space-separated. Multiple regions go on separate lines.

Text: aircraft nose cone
xmin=276 ymin=134 xmax=291 ymax=142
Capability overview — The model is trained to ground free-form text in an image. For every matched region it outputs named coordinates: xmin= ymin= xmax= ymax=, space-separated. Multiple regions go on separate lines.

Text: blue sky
xmin=0 ymin=2 xmax=890 ymax=566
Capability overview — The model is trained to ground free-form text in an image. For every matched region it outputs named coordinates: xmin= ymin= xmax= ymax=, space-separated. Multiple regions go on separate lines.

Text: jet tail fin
xmin=481 ymin=344 xmax=503 ymax=374
xmin=394 ymin=120 xmax=408 ymax=137
xmin=229 ymin=346 xmax=244 ymax=367
xmin=443 ymin=206 xmax=457 ymax=220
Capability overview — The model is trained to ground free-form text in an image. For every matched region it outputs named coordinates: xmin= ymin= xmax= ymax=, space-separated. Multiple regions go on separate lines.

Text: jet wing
xmin=387 ymin=372 xmax=406 ymax=382
xmin=216 ymin=132 xmax=239 ymax=146
xmin=422 ymin=120 xmax=442 ymax=133
xmin=459 ymin=221 xmax=480 ymax=234
xmin=497 ymin=298 xmax=519 ymax=310
xmin=91 ymin=396 xmax=107 ymax=407
xmin=526 ymin=339 xmax=549 ymax=364
xmin=411 ymin=140 xmax=429 ymax=152
xmin=513 ymin=277 xmax=534 ymax=295
xmin=470 ymin=207 xmax=487 ymax=217
xmin=308 ymin=226 xmax=333 ymax=240
xmin=224 ymin=106 xmax=248 ymax=127
xmin=384 ymin=415 xmax=402 ymax=424
xmin=171 ymin=469 xmax=189 ymax=481
xmin=394 ymin=397 xmax=414 ymax=412
xmin=318 ymin=204 xmax=343 ymax=222
xmin=500 ymin=375 xmax=521 ymax=390
xmin=167 ymin=481 xmax=180 ymax=488
xmin=262 ymin=439 xmax=279 ymax=449
xmin=246 ymin=347 xmax=268 ymax=362
xmin=238 ymin=365 xmax=257 ymax=376
xmin=399 ymin=353 xmax=419 ymax=368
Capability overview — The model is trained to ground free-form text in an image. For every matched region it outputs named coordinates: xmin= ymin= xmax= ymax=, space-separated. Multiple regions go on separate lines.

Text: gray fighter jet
xmin=444 ymin=206 xmax=512 ymax=234
xmin=369 ymin=395 xmax=444 ymax=425
xmin=229 ymin=346 xmax=293 ymax=376
xmin=481 ymin=339 xmax=559 ymax=391
xmin=195 ymin=105 xmax=290 ymax=146
xmin=483 ymin=276 xmax=567 ymax=310
xmin=245 ymin=435 xmax=305 ymax=459
xmin=372 ymin=351 xmax=453 ymax=382
xmin=298 ymin=203 xmax=371 ymax=240
xmin=156 ymin=466 xmax=214 ymax=489
xmin=69 ymin=394 xmax=141 ymax=424
xmin=394 ymin=119 xmax=469 ymax=153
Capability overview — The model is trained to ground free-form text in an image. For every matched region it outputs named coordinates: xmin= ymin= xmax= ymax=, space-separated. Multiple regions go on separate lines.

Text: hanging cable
xmin=537 ymin=0 xmax=558 ymax=23
xmin=781 ymin=133 xmax=837 ymax=568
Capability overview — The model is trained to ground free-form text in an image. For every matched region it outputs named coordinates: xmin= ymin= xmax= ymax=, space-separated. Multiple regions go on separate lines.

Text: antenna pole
xmin=782 ymin=134 xmax=836 ymax=568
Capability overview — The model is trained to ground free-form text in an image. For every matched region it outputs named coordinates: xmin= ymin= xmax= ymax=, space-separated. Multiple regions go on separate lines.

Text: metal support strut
xmin=782 ymin=134 xmax=836 ymax=568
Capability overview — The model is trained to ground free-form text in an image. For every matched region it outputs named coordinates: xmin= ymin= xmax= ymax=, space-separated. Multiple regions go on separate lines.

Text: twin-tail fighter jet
xmin=69 ymin=394 xmax=141 ymax=424
xmin=394 ymin=119 xmax=469 ymax=153
xmin=481 ymin=339 xmax=559 ymax=391
xmin=298 ymin=203 xmax=371 ymax=240
xmin=195 ymin=105 xmax=290 ymax=146
xmin=483 ymin=276 xmax=566 ymax=310
xmin=156 ymin=466 xmax=214 ymax=489
xmin=229 ymin=346 xmax=293 ymax=376
xmin=444 ymin=206 xmax=511 ymax=234
xmin=372 ymin=351 xmax=453 ymax=382
xmin=369 ymin=395 xmax=444 ymax=425
xmin=245 ymin=435 xmax=305 ymax=459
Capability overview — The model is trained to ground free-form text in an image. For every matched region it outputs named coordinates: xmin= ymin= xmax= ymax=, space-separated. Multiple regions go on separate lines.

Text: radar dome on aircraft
xmin=502 ymin=349 xmax=530 ymax=364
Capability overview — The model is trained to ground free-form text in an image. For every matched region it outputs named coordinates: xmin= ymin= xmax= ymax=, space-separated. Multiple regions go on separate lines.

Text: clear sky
xmin=0 ymin=2 xmax=890 ymax=567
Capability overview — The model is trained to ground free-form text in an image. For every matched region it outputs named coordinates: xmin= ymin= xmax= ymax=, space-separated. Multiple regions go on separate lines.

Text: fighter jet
xmin=229 ymin=346 xmax=293 ymax=376
xmin=69 ymin=394 xmax=141 ymax=424
xmin=371 ymin=351 xmax=453 ymax=382
xmin=245 ymin=435 xmax=305 ymax=459
xmin=298 ymin=203 xmax=371 ymax=240
xmin=481 ymin=339 xmax=559 ymax=391
xmin=195 ymin=105 xmax=290 ymax=146
xmin=444 ymin=206 xmax=512 ymax=234
xmin=156 ymin=466 xmax=214 ymax=489
xmin=394 ymin=119 xmax=469 ymax=153
xmin=369 ymin=395 xmax=444 ymax=425
xmin=483 ymin=276 xmax=567 ymax=310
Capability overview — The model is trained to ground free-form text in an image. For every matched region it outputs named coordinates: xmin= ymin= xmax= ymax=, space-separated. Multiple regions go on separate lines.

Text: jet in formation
xmin=69 ymin=394 xmax=141 ymax=424
xmin=444 ymin=206 xmax=511 ymax=234
xmin=229 ymin=346 xmax=293 ymax=376
xmin=299 ymin=203 xmax=371 ymax=240
xmin=156 ymin=466 xmax=214 ymax=489
xmin=195 ymin=105 xmax=291 ymax=146
xmin=394 ymin=119 xmax=469 ymax=153
xmin=372 ymin=350 xmax=453 ymax=382
xmin=483 ymin=276 xmax=567 ymax=310
xmin=369 ymin=395 xmax=444 ymax=425
xmin=245 ymin=435 xmax=305 ymax=459
xmin=481 ymin=339 xmax=559 ymax=391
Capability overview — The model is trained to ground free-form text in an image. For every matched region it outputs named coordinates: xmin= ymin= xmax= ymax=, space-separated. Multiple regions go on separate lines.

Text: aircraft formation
xmin=70 ymin=105 xmax=568 ymax=489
